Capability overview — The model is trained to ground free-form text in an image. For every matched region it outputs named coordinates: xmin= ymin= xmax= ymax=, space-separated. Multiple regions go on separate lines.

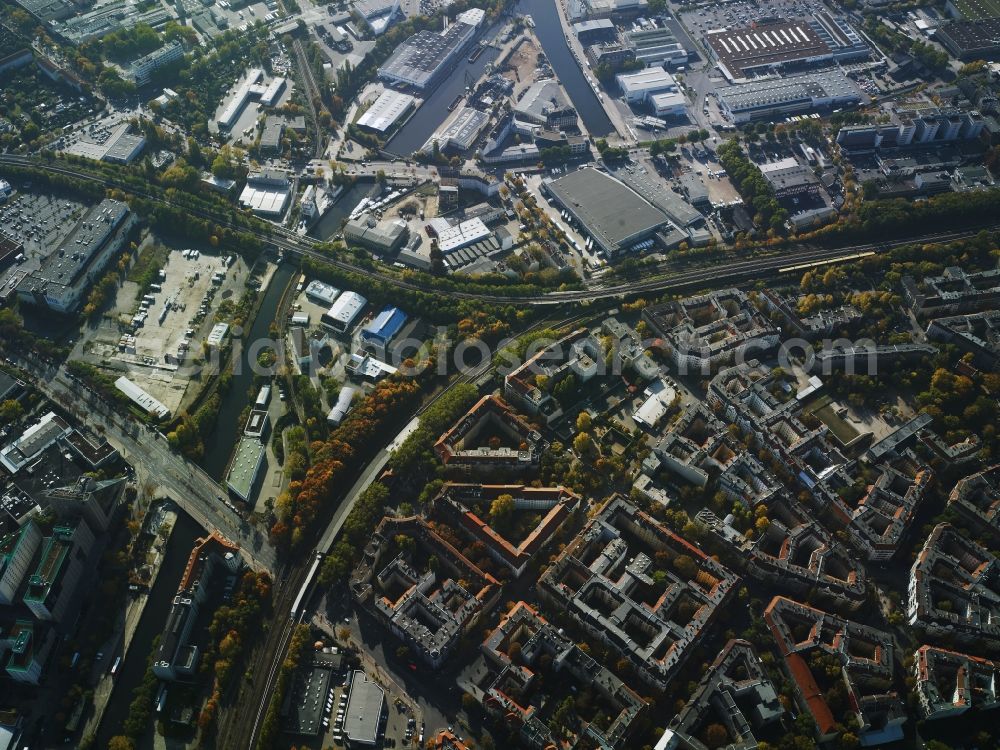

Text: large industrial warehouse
xmin=356 ymin=89 xmax=416 ymax=133
xmin=707 ymin=13 xmax=868 ymax=80
xmin=717 ymin=70 xmax=862 ymax=123
xmin=936 ymin=19 xmax=1000 ymax=61
xmin=377 ymin=9 xmax=483 ymax=90
xmin=543 ymin=168 xmax=672 ymax=258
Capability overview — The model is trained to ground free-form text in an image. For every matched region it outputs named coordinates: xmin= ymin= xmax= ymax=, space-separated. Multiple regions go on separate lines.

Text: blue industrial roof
xmin=361 ymin=306 xmax=407 ymax=343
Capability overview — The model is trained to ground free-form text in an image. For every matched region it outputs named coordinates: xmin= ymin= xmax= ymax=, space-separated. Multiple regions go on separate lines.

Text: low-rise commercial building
xmin=343 ymin=216 xmax=409 ymax=254
xmin=435 ymin=216 xmax=492 ymax=254
xmin=707 ymin=13 xmax=868 ymax=81
xmin=114 ymin=376 xmax=171 ymax=419
xmin=625 ymin=27 xmax=687 ymax=67
xmin=579 ymin=0 xmax=648 ymax=20
xmin=513 ymin=79 xmax=578 ymax=128
xmin=542 ymin=168 xmax=674 ymax=258
xmin=572 ymin=18 xmax=615 ymax=44
xmin=16 ymin=199 xmax=135 ymax=314
xmin=360 ymin=305 xmax=407 ymax=356
xmin=0 ymin=412 xmax=73 ymax=474
xmin=431 ymin=106 xmax=490 ymax=152
xmin=327 ymin=386 xmax=358 ymax=427
xmin=758 ymin=157 xmax=822 ymax=198
xmin=239 ymin=172 xmax=291 ymax=218
xmin=343 ymin=670 xmax=386 ymax=747
xmin=225 ymin=436 xmax=265 ymax=503
xmin=717 ymin=70 xmax=862 ymax=123
xmin=356 ymin=89 xmax=416 ymax=133
xmin=305 ymin=280 xmax=340 ymax=307
xmin=217 ymin=68 xmax=263 ymax=130
xmin=321 ymin=290 xmax=367 ymax=333
xmin=616 ymin=68 xmax=682 ymax=106
xmin=937 ymin=18 xmax=1000 ymax=61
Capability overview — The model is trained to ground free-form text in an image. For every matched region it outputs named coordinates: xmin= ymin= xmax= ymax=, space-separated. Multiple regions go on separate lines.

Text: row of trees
xmin=318 ymin=383 xmax=480 ymax=585
xmin=198 ymin=571 xmax=273 ymax=733
xmin=270 ymin=368 xmax=430 ymax=553
xmin=301 ymin=256 xmax=532 ymax=344
xmin=256 ymin=624 xmax=312 ymax=749
xmin=716 ymin=140 xmax=788 ymax=232
xmin=165 ymin=394 xmax=221 ymax=459
xmin=647 ymin=128 xmax=711 ymax=157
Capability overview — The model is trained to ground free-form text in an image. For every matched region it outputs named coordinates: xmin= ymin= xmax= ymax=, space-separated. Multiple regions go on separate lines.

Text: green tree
xmin=489 ymin=494 xmax=515 ymax=525
xmin=673 ymin=554 xmax=698 ymax=580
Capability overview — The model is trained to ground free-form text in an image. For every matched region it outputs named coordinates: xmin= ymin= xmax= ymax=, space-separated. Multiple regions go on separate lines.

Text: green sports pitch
xmin=952 ymin=0 xmax=1000 ymax=21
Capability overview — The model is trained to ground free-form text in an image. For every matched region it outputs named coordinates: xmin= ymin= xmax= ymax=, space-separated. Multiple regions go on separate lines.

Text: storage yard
xmin=75 ymin=243 xmax=252 ymax=416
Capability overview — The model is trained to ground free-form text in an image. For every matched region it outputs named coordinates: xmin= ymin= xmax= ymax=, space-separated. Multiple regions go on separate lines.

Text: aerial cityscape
xmin=0 ymin=0 xmax=998 ymax=745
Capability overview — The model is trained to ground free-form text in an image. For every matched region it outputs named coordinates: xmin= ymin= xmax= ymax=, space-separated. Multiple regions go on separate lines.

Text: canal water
xmin=384 ymin=0 xmax=611 ymax=157
xmin=309 ymin=182 xmax=378 ymax=242
xmin=516 ymin=0 xmax=612 ymax=136
xmin=384 ymin=32 xmax=504 ymax=156
xmin=200 ymin=262 xmax=296 ymax=480
xmin=94 ymin=508 xmax=203 ymax=749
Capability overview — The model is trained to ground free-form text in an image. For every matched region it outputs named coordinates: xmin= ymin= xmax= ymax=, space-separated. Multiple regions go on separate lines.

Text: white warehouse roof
xmin=325 ymin=291 xmax=367 ymax=326
xmin=115 ymin=376 xmax=171 ymax=418
xmin=304 ymin=280 xmax=340 ymax=306
xmin=207 ymin=322 xmax=230 ymax=347
xmin=437 ymin=217 xmax=491 ymax=253
xmin=616 ymin=68 xmax=679 ymax=99
xmin=356 ymin=89 xmax=416 ymax=133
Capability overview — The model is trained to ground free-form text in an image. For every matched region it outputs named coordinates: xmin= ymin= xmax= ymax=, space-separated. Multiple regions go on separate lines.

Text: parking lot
xmin=77 ymin=243 xmax=249 ymax=415
xmin=0 ymin=191 xmax=88 ymax=302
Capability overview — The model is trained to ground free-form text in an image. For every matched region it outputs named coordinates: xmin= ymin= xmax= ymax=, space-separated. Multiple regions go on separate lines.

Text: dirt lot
xmin=502 ymin=35 xmax=546 ymax=99
xmin=77 ymin=237 xmax=251 ymax=415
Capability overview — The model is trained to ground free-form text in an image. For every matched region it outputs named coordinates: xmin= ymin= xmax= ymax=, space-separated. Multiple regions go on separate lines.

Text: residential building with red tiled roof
xmin=764 ymin=596 xmax=905 ymax=746
xmin=914 ymin=645 xmax=1000 ymax=720
xmin=433 ymin=395 xmax=546 ymax=476
xmin=479 ymin=601 xmax=645 ymax=750
xmin=432 ymin=483 xmax=578 ymax=577
xmin=539 ymin=495 xmax=739 ymax=691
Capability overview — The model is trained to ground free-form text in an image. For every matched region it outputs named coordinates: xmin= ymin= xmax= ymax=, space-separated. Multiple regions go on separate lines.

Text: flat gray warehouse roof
xmin=545 ymin=168 xmax=670 ymax=255
xmin=344 ymin=670 xmax=385 ymax=746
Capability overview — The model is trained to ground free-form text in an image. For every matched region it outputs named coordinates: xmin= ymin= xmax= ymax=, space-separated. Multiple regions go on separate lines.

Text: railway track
xmin=290 ymin=39 xmax=326 ymax=160
xmin=2 ymin=155 xmax=997 ymax=306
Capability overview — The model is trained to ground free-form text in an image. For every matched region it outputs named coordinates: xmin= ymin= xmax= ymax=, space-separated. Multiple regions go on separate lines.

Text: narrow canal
xmin=384 ymin=28 xmax=504 ymax=156
xmin=309 ymin=182 xmax=378 ymax=242
xmin=96 ymin=262 xmax=296 ymax=744
xmin=516 ymin=0 xmax=612 ymax=136
xmin=384 ymin=0 xmax=612 ymax=156
xmin=200 ymin=262 xmax=296 ymax=480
